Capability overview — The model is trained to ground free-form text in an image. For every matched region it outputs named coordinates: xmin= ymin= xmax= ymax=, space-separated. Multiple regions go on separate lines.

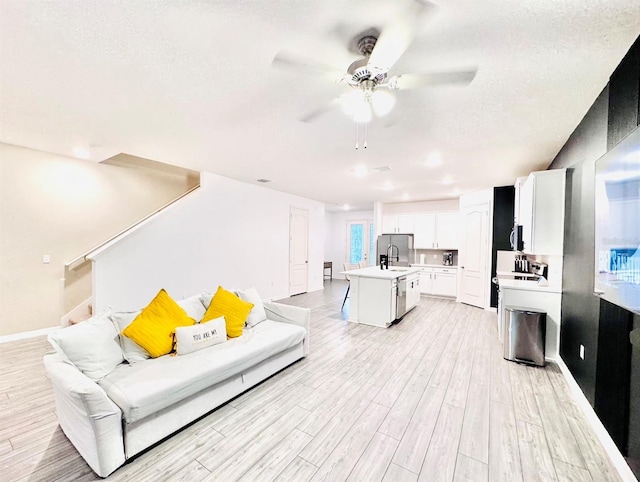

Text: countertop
xmin=411 ymin=264 xmax=458 ymax=269
xmin=497 ymin=277 xmax=562 ymax=293
xmin=341 ymin=265 xmax=422 ymax=280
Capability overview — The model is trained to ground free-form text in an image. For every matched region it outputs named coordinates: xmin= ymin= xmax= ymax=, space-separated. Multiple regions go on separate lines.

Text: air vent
xmin=256 ymin=178 xmax=272 ymax=183
xmin=371 ymin=166 xmax=391 ymax=173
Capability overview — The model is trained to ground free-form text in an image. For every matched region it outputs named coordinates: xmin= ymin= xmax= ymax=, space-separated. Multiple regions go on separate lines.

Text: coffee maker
xmin=443 ymin=252 xmax=453 ymax=266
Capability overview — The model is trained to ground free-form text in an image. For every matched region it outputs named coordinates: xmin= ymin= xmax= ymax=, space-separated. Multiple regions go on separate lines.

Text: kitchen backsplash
xmin=414 ymin=249 xmax=459 ymax=266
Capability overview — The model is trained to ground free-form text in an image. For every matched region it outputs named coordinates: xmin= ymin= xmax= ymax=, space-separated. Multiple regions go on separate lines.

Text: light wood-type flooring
xmin=0 ymin=280 xmax=624 ymax=481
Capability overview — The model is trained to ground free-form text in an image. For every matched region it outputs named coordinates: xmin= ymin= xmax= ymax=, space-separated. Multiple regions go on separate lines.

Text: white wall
xmin=91 ymin=171 xmax=325 ymax=312
xmin=383 ymin=199 xmax=459 ymax=214
xmin=324 ymin=210 xmax=374 ymax=279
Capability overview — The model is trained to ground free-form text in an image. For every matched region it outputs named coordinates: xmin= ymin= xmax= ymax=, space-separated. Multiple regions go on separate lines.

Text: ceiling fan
xmin=272 ymin=0 xmax=478 ymax=125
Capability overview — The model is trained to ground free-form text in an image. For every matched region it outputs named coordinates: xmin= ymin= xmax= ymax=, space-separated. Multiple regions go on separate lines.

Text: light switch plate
xmin=43 ymin=254 xmax=51 ymax=264
xmin=579 ymin=344 xmax=585 ymax=360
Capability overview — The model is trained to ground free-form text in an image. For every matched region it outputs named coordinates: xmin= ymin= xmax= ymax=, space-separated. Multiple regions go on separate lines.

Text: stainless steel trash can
xmin=503 ymin=307 xmax=546 ymax=367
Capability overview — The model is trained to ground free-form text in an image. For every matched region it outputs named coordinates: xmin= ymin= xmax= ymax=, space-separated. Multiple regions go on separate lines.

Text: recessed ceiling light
xmin=442 ymin=175 xmax=454 ymax=185
xmin=353 ymin=165 xmax=368 ymax=177
xmin=425 ymin=153 xmax=442 ymax=168
xmin=402 ymin=193 xmax=410 ymax=200
xmin=256 ymin=178 xmax=272 ymax=183
xmin=73 ymin=147 xmax=91 ymax=159
xmin=342 ymin=204 xmax=350 ymax=210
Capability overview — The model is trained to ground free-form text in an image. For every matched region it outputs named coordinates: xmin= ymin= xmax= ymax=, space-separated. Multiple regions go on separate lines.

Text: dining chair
xmin=342 ymin=262 xmax=359 ymax=310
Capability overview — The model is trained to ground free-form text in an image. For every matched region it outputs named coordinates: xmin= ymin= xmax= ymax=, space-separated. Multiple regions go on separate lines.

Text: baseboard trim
xmin=0 ymin=326 xmax=60 ymax=345
xmin=556 ymin=356 xmax=637 ymax=482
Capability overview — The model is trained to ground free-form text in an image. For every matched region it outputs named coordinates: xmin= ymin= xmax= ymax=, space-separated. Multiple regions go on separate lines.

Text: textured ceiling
xmin=1 ymin=1 xmax=639 ymax=211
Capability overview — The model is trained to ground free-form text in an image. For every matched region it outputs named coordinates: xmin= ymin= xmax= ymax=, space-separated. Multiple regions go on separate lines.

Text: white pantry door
xmin=459 ymin=203 xmax=490 ymax=308
xmin=289 ymin=207 xmax=309 ymax=295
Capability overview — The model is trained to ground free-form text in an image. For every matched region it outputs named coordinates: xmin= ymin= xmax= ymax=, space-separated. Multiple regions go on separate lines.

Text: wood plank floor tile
xmin=392 ymin=388 xmax=446 ymax=474
xmin=418 ymin=402 xmax=465 ymax=481
xmin=517 ymin=420 xmax=558 ymax=482
xmin=453 ymin=454 xmax=489 ymax=482
xmin=238 ymin=428 xmax=313 ymax=482
xmin=382 ymin=463 xmax=419 ymax=482
xmin=458 ymin=381 xmax=490 ymax=464
xmin=275 ymin=456 xmax=318 ymax=482
xmin=309 ymin=402 xmax=389 ymax=482
xmin=202 ymin=406 xmax=310 ymax=479
xmin=553 ymin=459 xmax=593 ymax=482
xmin=489 ymin=401 xmax=523 ymax=482
xmin=347 ymin=432 xmax=399 ymax=482
xmin=509 ymin=362 xmax=543 ymax=426
xmin=533 ymin=393 xmax=585 ymax=469
xmin=298 ymin=383 xmax=380 ymax=466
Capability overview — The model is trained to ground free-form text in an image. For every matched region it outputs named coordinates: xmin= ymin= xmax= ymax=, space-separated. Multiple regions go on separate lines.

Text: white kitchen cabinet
xmin=417 ymin=267 xmax=457 ymax=298
xmin=413 ymin=212 xmax=459 ymax=249
xmin=519 ymin=169 xmax=566 ymax=255
xmin=382 ymin=214 xmax=415 ymax=233
xmin=406 ymin=273 xmax=421 ymax=310
xmin=432 ymin=268 xmax=457 ymax=297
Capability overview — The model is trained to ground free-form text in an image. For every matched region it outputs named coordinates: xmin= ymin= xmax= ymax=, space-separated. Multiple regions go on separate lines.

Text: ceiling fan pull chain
xmin=355 ymin=123 xmax=359 ymax=150
xmin=364 ymin=123 xmax=368 ymax=149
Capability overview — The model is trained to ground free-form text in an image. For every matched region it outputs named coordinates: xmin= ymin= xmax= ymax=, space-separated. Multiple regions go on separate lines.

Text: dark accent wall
xmin=547 ymin=35 xmax=640 ymax=469
xmin=490 ymin=186 xmax=515 ymax=308
xmin=548 ymin=87 xmax=609 ymax=404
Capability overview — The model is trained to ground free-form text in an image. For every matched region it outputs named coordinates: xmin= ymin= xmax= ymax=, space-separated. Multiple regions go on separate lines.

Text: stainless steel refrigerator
xmin=377 ymin=234 xmax=414 ymax=267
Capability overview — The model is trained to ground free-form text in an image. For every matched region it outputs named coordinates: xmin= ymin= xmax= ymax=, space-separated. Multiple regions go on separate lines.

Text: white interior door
xmin=347 ymin=220 xmax=374 ymax=266
xmin=460 ymin=203 xmax=489 ymax=308
xmin=289 ymin=207 xmax=308 ymax=295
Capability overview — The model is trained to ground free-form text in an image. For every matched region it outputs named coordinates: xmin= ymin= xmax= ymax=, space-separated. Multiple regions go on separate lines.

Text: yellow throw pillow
xmin=122 ymin=289 xmax=195 ymax=358
xmin=202 ymin=286 xmax=254 ymax=338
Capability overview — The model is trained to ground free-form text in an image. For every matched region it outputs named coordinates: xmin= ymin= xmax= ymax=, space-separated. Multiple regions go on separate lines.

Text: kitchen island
xmin=342 ymin=266 xmax=421 ymax=327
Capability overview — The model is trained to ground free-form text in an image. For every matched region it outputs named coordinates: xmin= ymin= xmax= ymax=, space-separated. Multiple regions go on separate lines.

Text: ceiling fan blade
xmin=272 ymin=51 xmax=345 ymax=82
xmin=367 ymin=0 xmax=438 ymax=75
xmin=386 ymin=68 xmax=478 ymax=90
xmin=298 ymin=98 xmax=341 ymax=123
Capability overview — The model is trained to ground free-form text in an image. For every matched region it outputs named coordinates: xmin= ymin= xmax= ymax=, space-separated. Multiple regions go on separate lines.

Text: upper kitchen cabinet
xmin=414 ymin=212 xmax=459 ymax=249
xmin=518 ymin=169 xmax=567 ymax=256
xmin=382 ymin=214 xmax=415 ymax=233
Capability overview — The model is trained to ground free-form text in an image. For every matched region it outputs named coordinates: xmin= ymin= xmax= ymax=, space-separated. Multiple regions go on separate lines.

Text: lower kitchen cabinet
xmin=417 ymin=267 xmax=457 ymax=298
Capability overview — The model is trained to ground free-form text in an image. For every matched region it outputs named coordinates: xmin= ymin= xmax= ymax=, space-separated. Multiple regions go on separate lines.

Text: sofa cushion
xmin=236 ymin=287 xmax=268 ymax=328
xmin=48 ymin=312 xmax=124 ymax=382
xmin=98 ymin=320 xmax=306 ymax=423
xmin=176 ymin=294 xmax=206 ymax=322
xmin=175 ymin=316 xmax=226 ymax=355
xmin=111 ymin=311 xmax=150 ymax=364
xmin=122 ymin=289 xmax=196 ymax=358
xmin=202 ymin=286 xmax=253 ymax=338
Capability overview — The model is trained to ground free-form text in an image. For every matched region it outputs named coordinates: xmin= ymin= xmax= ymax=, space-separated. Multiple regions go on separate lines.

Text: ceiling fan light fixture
xmin=371 ymin=90 xmax=395 ymax=117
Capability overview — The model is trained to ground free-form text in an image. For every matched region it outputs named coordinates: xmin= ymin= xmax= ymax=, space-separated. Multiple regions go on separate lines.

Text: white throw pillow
xmin=175 ymin=316 xmax=226 ymax=355
xmin=237 ymin=287 xmax=268 ymax=328
xmin=177 ymin=294 xmax=206 ymax=322
xmin=110 ymin=310 xmax=151 ymax=364
xmin=48 ymin=312 xmax=124 ymax=381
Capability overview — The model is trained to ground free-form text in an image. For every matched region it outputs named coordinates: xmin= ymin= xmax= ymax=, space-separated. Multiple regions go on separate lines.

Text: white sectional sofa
xmin=43 ymin=299 xmax=310 ymax=478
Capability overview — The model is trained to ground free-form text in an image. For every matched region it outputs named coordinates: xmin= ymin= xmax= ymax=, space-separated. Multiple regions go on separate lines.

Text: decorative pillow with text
xmin=174 ymin=316 xmax=226 ymax=355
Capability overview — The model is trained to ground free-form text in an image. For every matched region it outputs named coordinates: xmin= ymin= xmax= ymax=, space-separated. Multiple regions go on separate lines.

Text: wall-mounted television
xmin=594 ymin=126 xmax=640 ymax=314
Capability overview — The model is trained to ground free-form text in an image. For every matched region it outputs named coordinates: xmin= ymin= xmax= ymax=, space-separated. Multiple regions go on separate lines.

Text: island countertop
xmin=341 ymin=265 xmax=422 ymax=280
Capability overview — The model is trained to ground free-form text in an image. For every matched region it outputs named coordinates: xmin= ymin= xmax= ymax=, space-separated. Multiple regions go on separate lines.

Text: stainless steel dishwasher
xmin=396 ymin=276 xmax=408 ymax=319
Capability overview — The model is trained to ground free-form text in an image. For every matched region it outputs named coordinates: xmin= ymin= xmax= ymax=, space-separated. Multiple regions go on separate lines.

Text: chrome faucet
xmin=386 ymin=244 xmax=399 ymax=266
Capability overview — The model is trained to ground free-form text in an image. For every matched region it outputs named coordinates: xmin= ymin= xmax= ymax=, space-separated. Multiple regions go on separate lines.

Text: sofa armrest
xmin=43 ymin=353 xmax=125 ymax=478
xmin=263 ymin=301 xmax=310 ymax=356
